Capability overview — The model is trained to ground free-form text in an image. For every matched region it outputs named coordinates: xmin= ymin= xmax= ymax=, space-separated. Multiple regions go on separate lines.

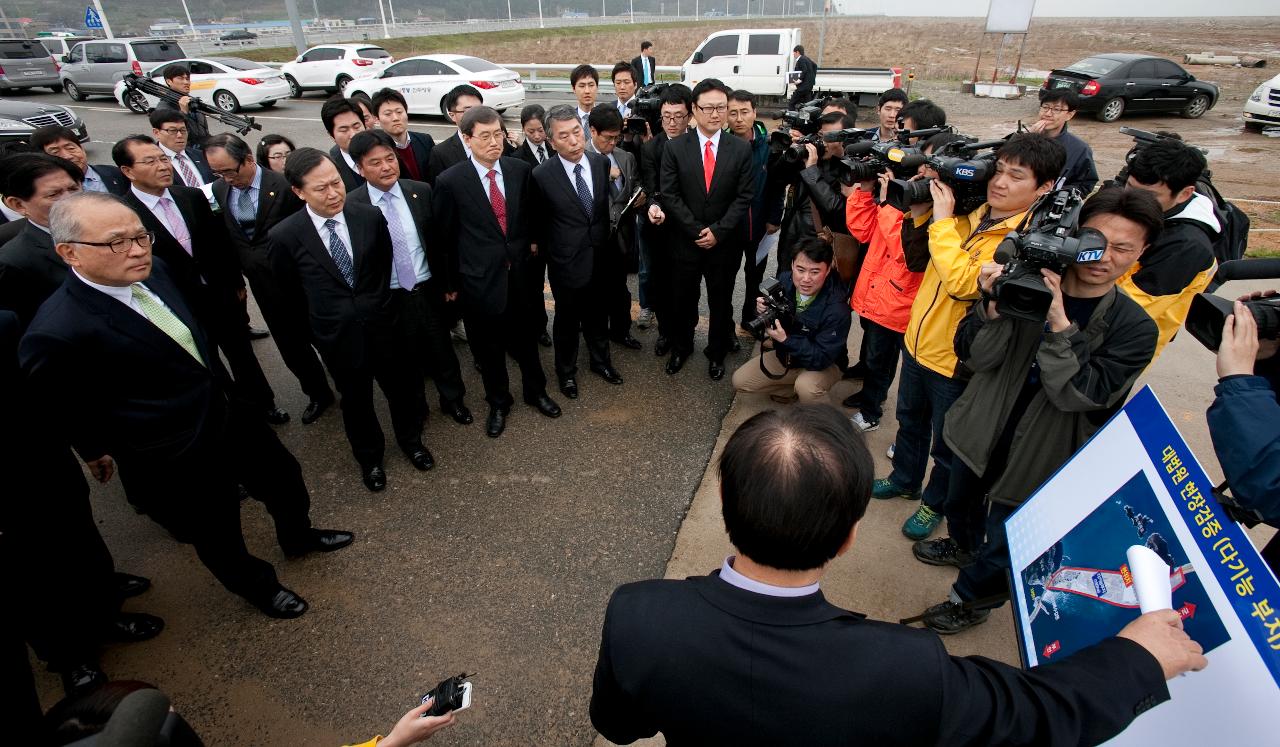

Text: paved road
xmin=18 ymin=92 xmax=762 ymax=745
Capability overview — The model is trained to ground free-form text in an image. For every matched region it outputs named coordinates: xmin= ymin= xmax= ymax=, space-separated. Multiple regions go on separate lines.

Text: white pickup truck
xmin=681 ymin=28 xmax=900 ymax=108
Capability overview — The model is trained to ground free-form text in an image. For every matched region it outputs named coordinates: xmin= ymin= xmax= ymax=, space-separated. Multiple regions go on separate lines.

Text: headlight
xmin=0 ymin=117 xmax=32 ymax=130
xmin=1251 ymin=84 xmax=1267 ymax=102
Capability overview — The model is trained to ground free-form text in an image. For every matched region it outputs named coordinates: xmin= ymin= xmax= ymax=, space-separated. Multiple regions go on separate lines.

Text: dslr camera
xmin=1108 ymin=126 xmax=1209 ymax=187
xmin=745 ymin=278 xmax=796 ymax=340
xmin=1184 ymin=259 xmax=1280 ymax=351
xmin=882 ymin=136 xmax=1004 ymax=216
xmin=989 ymin=189 xmax=1107 ymax=322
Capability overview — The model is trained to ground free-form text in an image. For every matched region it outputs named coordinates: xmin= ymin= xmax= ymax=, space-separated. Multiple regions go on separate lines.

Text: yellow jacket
xmin=903 ymin=205 xmax=1030 ymax=377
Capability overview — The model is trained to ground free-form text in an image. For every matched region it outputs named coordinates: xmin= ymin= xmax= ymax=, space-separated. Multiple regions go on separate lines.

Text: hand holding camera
xmin=1217 ymin=292 xmax=1280 ymax=379
xmin=929 ymin=179 xmax=956 ymax=221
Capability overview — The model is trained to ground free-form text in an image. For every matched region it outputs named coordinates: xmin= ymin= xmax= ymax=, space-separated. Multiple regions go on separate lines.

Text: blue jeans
xmin=887 ymin=353 xmax=967 ymax=508
xmin=858 ymin=319 xmax=902 ymax=422
xmin=636 ymin=214 xmax=652 ymax=310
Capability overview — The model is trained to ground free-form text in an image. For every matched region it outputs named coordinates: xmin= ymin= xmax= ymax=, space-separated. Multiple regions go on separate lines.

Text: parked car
xmin=59 ymin=38 xmax=187 ymax=101
xmin=0 ymin=38 xmax=63 ymax=93
xmin=1042 ymin=53 xmax=1219 ymax=123
xmin=113 ymin=57 xmax=291 ymax=114
xmin=1243 ymin=73 xmax=1280 ymax=131
xmin=35 ymin=34 xmax=94 ymax=59
xmin=219 ymin=30 xmax=258 ymax=41
xmin=0 ymin=99 xmax=88 ymax=143
xmin=345 ymin=54 xmax=524 ymax=115
xmin=279 ymin=44 xmax=393 ymax=96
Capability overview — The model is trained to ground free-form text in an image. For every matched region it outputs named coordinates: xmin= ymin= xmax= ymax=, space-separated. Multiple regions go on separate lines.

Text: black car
xmin=1043 ymin=54 xmax=1219 ymax=123
xmin=0 ymin=99 xmax=89 ymax=144
xmin=219 ymin=30 xmax=258 ymax=41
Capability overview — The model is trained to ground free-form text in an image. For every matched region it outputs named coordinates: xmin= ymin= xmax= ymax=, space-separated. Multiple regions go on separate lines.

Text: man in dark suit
xmin=789 ymin=44 xmax=818 ymax=109
xmin=31 ymin=125 xmax=129 ymax=195
xmin=0 ymin=155 xmax=85 ymax=327
xmin=205 ymin=133 xmax=336 ymax=424
xmin=371 ymin=88 xmax=436 ymax=182
xmin=659 ymin=78 xmax=755 ymax=380
xmin=425 ymin=84 xmax=484 ymax=185
xmin=639 ymin=87 xmax=692 ymax=357
xmin=149 ymin=109 xmax=214 ymax=187
xmin=533 ymin=105 xmax=622 ymax=400
xmin=115 ymin=135 xmax=285 ymax=423
xmin=434 ymin=106 xmax=561 ymax=437
xmin=322 ymin=97 xmax=367 ymax=191
xmin=630 ymin=41 xmax=657 ymax=88
xmin=347 ymin=129 xmax=472 ymax=426
xmin=270 ymin=148 xmax=432 ymax=490
xmin=514 ymin=104 xmax=554 ymax=348
xmin=588 ymin=105 xmax=643 ymax=351
xmin=21 ymin=192 xmax=353 ymax=619
xmin=591 ymin=404 xmax=1209 ymax=746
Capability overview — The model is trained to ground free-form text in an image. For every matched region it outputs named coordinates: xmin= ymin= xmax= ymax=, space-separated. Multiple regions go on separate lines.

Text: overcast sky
xmin=833 ymin=0 xmax=1275 ymax=16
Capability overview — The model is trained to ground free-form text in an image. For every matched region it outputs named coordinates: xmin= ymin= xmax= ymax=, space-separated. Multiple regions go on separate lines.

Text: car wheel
xmin=335 ymin=74 xmax=352 ymax=93
xmin=285 ymin=74 xmax=302 ymax=98
xmin=64 ymin=79 xmax=87 ymax=101
xmin=1181 ymin=94 xmax=1210 ymax=119
xmin=213 ymin=89 xmax=241 ymax=114
xmin=123 ymin=90 xmax=149 ymax=114
xmin=259 ymin=99 xmax=277 ymax=109
xmin=49 ymin=83 xmax=64 ymax=93
xmin=1096 ymin=97 xmax=1125 ymax=123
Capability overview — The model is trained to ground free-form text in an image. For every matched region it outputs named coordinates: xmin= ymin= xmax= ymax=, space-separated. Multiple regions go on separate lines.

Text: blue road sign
xmin=85 ymin=6 xmax=103 ymax=29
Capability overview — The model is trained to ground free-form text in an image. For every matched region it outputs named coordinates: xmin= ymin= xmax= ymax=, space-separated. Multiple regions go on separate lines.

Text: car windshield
xmin=0 ymin=40 xmax=49 ymax=59
xmin=1064 ymin=57 xmax=1124 ymax=76
xmin=358 ymin=47 xmax=391 ymax=59
xmin=217 ymin=58 xmax=266 ymax=71
xmin=132 ymin=42 xmax=185 ymax=63
xmin=452 ymin=57 xmax=501 ymax=73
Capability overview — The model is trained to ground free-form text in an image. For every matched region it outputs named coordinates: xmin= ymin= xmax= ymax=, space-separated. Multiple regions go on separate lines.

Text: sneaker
xmin=887 ymin=443 xmax=895 ymax=460
xmin=636 ymin=308 xmax=655 ymax=329
xmin=902 ymin=505 xmax=944 ymax=541
xmin=850 ymin=411 xmax=880 ymax=432
xmin=921 ymin=600 xmax=991 ymax=635
xmin=911 ymin=536 xmax=976 ymax=566
xmin=871 ymin=478 xmax=919 ymax=501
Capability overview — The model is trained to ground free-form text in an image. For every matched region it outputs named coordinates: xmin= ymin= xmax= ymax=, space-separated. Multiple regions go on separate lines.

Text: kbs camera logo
xmin=953 ymin=166 xmax=979 ymax=180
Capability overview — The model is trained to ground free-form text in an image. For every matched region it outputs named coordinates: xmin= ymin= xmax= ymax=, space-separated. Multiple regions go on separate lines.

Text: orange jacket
xmin=846 ymin=190 xmax=922 ymax=333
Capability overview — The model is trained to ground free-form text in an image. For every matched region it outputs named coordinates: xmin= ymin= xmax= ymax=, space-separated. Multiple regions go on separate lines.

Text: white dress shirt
xmin=307 ymin=205 xmax=352 ymax=261
xmin=472 ymin=157 xmax=505 ymax=204
xmin=72 ymin=269 xmax=167 ymax=319
xmin=82 ymin=166 xmax=108 ymax=193
xmin=719 ymin=556 xmax=820 ymax=598
xmin=696 ymin=128 xmax=722 ymax=159
xmin=131 ymin=186 xmax=187 ymax=241
xmin=558 ymin=153 xmax=593 ymax=198
xmin=365 ymin=180 xmax=431 ymax=289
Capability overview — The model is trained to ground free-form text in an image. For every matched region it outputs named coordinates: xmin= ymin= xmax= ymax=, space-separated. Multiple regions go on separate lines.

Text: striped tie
xmin=574 ymin=163 xmax=593 ymax=219
xmin=174 ymin=153 xmax=201 ymax=186
xmin=130 ymin=284 xmax=205 ymax=365
xmin=324 ymin=218 xmax=356 ymax=287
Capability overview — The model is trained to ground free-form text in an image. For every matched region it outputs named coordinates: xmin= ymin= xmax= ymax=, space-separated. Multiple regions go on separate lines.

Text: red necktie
xmin=703 ymin=140 xmax=715 ymax=193
xmin=486 ymin=169 xmax=507 ymax=235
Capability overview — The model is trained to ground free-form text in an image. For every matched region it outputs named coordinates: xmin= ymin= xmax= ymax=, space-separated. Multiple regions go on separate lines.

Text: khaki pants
xmin=731 ymin=351 xmax=842 ymax=403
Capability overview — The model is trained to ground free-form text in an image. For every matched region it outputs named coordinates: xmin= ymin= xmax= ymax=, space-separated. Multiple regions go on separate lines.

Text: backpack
xmin=1196 ymin=173 xmax=1250 ymax=264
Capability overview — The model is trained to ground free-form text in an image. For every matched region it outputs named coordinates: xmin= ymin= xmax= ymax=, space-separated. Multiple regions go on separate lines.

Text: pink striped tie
xmin=174 ymin=153 xmax=201 ymax=186
xmin=157 ymin=196 xmax=193 ymax=255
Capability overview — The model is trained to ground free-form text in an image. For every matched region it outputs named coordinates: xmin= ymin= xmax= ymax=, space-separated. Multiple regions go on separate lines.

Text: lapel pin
xmin=268 ymin=192 xmax=275 ymax=197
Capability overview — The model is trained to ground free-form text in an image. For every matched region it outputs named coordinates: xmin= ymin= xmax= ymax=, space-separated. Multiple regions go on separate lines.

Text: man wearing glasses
xmin=639 ymin=85 xmax=693 ymax=356
xmin=588 ymin=104 xmax=644 ymax=352
xmin=659 ymin=78 xmax=756 ymax=381
xmin=426 ymin=84 xmax=485 ymax=185
xmin=1027 ymin=88 xmax=1098 ymax=194
xmin=154 ymin=64 xmax=210 ymax=145
xmin=149 ymin=109 xmax=214 ymax=188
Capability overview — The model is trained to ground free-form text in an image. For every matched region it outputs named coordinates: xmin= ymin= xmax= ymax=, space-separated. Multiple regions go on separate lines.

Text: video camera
xmin=629 ymin=82 xmax=673 ymax=134
xmin=1109 ymin=126 xmax=1210 ymax=186
xmin=989 ymin=188 xmax=1107 ymax=322
xmin=745 ymin=278 xmax=796 ymax=340
xmin=882 ymin=136 xmax=1005 ymax=215
xmin=121 ymin=73 xmax=261 ymax=136
xmin=1184 ymin=259 xmax=1280 ymax=351
xmin=837 ymin=126 xmax=950 ymax=184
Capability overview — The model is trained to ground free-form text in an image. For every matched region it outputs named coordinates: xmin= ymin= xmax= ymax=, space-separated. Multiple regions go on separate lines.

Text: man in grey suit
xmin=588 ymin=105 xmax=642 ymax=350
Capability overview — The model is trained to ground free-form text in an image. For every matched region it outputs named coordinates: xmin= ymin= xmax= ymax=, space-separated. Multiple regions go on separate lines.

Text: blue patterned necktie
xmin=323 ymin=218 xmax=355 ymax=287
xmin=380 ymin=192 xmax=419 ymax=290
xmin=573 ymin=163 xmax=592 ymax=219
xmin=233 ymin=186 xmax=256 ymax=239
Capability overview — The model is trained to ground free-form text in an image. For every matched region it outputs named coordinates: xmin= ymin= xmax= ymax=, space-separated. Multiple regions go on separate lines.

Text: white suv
xmin=280 ymin=44 xmax=393 ymax=96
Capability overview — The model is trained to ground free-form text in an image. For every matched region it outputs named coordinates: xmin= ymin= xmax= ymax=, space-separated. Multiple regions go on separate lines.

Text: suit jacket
xmin=531 ymin=152 xmax=611 ymax=290
xmin=514 ymin=139 xmax=551 ymax=169
xmin=793 ymin=54 xmax=817 ymax=92
xmin=659 ymin=131 xmax=756 ymax=250
xmin=630 ymin=54 xmax=657 ymax=86
xmin=425 ymin=133 xmax=467 ymax=186
xmin=592 ymin=571 xmax=1171 ymax=747
xmin=0 ymin=222 xmax=68 ymax=329
xmin=348 ymin=178 xmax=450 ymax=292
xmin=604 ymin=147 xmax=639 ymax=232
xmin=328 ymin=144 xmax=366 ymax=191
xmin=433 ymin=156 xmax=532 ymax=315
xmin=399 ymin=130 xmax=436 ymax=176
xmin=0 ymin=217 xmax=27 ymax=246
xmin=169 ymin=146 xmax=214 ymax=187
xmin=19 ymin=260 xmax=227 ymax=466
xmin=122 ymin=186 xmax=243 ymax=306
xmin=211 ymin=167 xmax=304 ymax=272
xmin=267 ymin=201 xmax=395 ymax=367
xmin=88 ymin=163 xmax=130 ymax=195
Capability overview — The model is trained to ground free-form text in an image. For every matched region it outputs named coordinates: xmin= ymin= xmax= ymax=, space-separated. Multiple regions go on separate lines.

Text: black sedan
xmin=219 ymin=30 xmax=258 ymax=41
xmin=1043 ymin=54 xmax=1219 ymax=123
xmin=0 ymin=99 xmax=89 ymax=144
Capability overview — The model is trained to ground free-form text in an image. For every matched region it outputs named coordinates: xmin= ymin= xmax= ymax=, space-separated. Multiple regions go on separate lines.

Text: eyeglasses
xmin=212 ymin=165 xmax=244 ymax=178
xmin=468 ymin=131 xmax=506 ymax=144
xmin=133 ymin=156 xmax=171 ymax=167
xmin=1038 ymin=105 xmax=1071 ymax=114
xmin=159 ymin=127 xmax=188 ymax=135
xmin=695 ymin=104 xmax=728 ymax=115
xmin=70 ymin=231 xmax=155 ymax=254
xmin=267 ymin=152 xmax=290 ymax=161
xmin=660 ymin=113 xmax=688 ymax=123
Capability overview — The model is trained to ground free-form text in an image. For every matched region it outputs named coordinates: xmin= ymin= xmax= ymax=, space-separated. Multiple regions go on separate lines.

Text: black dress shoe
xmin=115 ymin=572 xmax=151 ymax=599
xmin=590 ymin=364 xmax=624 ymax=385
xmin=612 ymin=334 xmax=642 ymax=350
xmin=654 ymin=336 xmax=671 ymax=357
xmin=559 ymin=377 xmax=579 ymax=399
xmin=730 ymin=337 xmax=743 ymax=353
xmin=441 ymin=400 xmax=473 ymax=425
xmin=486 ymin=407 xmax=508 ymax=438
xmin=405 ymin=445 xmax=435 ymax=471
xmin=256 ymin=587 xmax=308 ymax=619
xmin=301 ymin=396 xmax=333 ymax=425
xmin=265 ymin=406 xmax=290 ymax=425
xmin=538 ymin=330 xmax=553 ymax=348
xmin=526 ymin=393 xmax=562 ymax=418
xmin=665 ymin=352 xmax=687 ymax=375
xmin=106 ymin=612 xmax=165 ymax=643
xmin=283 ymin=528 xmax=354 ymax=557
xmin=709 ymin=360 xmax=726 ymax=381
xmin=247 ymin=325 xmax=271 ymax=340
xmin=361 ymin=464 xmax=387 ymax=492
xmin=60 ymin=663 xmax=107 ymax=695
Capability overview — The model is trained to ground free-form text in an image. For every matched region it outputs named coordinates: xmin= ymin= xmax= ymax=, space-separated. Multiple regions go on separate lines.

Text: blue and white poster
xmin=1007 ymin=386 xmax=1280 ymax=744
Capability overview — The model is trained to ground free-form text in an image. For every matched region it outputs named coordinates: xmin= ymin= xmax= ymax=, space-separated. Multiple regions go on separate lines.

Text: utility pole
xmin=284 ymin=0 xmax=308 ymax=54
xmin=537 ymin=0 xmax=544 ymax=28
xmin=177 ymin=0 xmax=197 ymax=39
xmin=817 ymin=0 xmax=827 ymax=66
xmin=506 ymin=0 xmax=512 ymax=22
xmin=388 ymin=0 xmax=398 ymax=27
xmin=376 ymin=0 xmax=390 ymax=38
xmin=91 ymin=0 xmax=114 ymax=38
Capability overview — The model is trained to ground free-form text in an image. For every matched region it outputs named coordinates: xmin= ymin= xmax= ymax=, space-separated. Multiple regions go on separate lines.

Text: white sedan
xmin=114 ymin=57 xmax=292 ymax=114
xmin=345 ymin=54 xmax=525 ymax=116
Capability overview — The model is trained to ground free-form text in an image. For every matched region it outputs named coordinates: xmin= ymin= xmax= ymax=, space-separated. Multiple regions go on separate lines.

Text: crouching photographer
xmin=732 ymin=237 xmax=851 ymax=403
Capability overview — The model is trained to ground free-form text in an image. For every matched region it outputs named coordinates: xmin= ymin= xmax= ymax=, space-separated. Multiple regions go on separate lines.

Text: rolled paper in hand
xmin=1127 ymin=545 xmax=1174 ymax=613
